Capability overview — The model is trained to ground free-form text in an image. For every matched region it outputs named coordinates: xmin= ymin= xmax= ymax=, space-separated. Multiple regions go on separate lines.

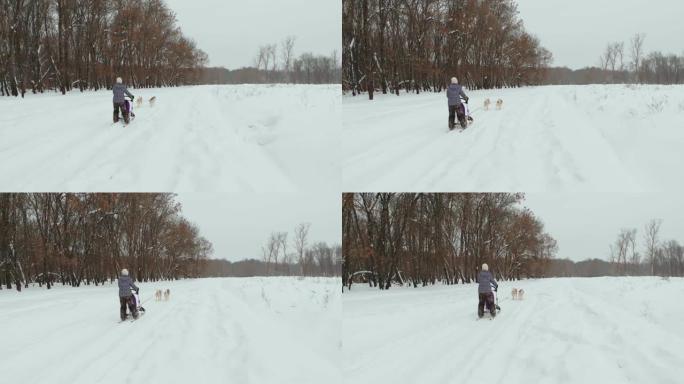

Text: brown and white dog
xmin=155 ymin=289 xmax=162 ymax=301
xmin=511 ymin=288 xmax=518 ymax=300
xmin=136 ymin=97 xmax=143 ymax=107
xmin=484 ymin=98 xmax=491 ymax=111
xmin=496 ymin=99 xmax=503 ymax=110
xmin=163 ymin=288 xmax=170 ymax=301
xmin=517 ymin=289 xmax=524 ymax=300
xmin=149 ymin=96 xmax=157 ymax=107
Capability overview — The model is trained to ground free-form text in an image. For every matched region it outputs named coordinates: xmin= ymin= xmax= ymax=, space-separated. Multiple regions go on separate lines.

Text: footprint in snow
xmin=244 ymin=115 xmax=279 ymax=145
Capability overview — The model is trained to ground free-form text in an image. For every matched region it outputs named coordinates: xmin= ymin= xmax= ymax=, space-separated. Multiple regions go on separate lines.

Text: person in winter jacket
xmin=477 ymin=263 xmax=498 ymax=318
xmin=113 ymin=77 xmax=135 ymax=123
xmin=118 ymin=268 xmax=139 ymax=321
xmin=446 ymin=77 xmax=469 ymax=129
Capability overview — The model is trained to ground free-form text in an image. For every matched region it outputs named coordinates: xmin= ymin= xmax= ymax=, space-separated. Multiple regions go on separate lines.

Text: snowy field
xmin=0 ymin=84 xmax=340 ymax=192
xmin=343 ymin=277 xmax=684 ymax=384
xmin=0 ymin=277 xmax=341 ymax=384
xmin=343 ymin=85 xmax=684 ymax=192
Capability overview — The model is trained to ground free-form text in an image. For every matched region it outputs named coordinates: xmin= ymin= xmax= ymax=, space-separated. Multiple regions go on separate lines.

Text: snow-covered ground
xmin=343 ymin=277 xmax=684 ymax=384
xmin=0 ymin=277 xmax=341 ymax=384
xmin=0 ymin=84 xmax=340 ymax=192
xmin=343 ymin=85 xmax=684 ymax=192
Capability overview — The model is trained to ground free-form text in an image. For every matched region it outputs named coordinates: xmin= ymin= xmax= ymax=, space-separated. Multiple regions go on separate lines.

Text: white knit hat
xmin=451 ymin=77 xmax=458 ymax=84
xmin=482 ymin=263 xmax=489 ymax=271
xmin=116 ymin=77 xmax=123 ymax=84
xmin=121 ymin=268 xmax=129 ymax=276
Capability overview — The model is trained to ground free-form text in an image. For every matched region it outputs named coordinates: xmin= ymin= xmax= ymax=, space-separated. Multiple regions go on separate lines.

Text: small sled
xmin=121 ymin=290 xmax=145 ymax=322
xmin=114 ymin=96 xmax=136 ymax=125
xmin=123 ymin=96 xmax=136 ymax=124
xmin=451 ymin=97 xmax=474 ymax=131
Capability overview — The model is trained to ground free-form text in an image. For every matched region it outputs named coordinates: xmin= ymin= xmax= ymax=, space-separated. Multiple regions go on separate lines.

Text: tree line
xmin=546 ymin=33 xmax=684 ymax=85
xmin=0 ymin=0 xmax=208 ymax=98
xmin=204 ymin=243 xmax=342 ymax=278
xmin=199 ymin=36 xmax=342 ymax=85
xmin=596 ymin=33 xmax=684 ymax=84
xmin=200 ymin=52 xmax=341 ymax=85
xmin=606 ymin=218 xmax=683 ymax=277
xmin=250 ymin=37 xmax=340 ymax=84
xmin=342 ymin=0 xmax=552 ymax=99
xmin=342 ymin=193 xmax=557 ymax=290
xmin=260 ymin=223 xmax=341 ymax=277
xmin=546 ymin=218 xmax=683 ymax=278
xmin=0 ymin=193 xmax=212 ymax=291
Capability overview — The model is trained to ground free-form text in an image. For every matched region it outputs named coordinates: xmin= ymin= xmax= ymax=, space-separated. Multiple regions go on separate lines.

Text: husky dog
xmin=163 ymin=288 xmax=170 ymax=301
xmin=155 ymin=289 xmax=162 ymax=301
xmin=496 ymin=99 xmax=503 ymax=110
xmin=512 ymin=288 xmax=518 ymax=300
xmin=136 ymin=97 xmax=143 ymax=107
xmin=517 ymin=289 xmax=524 ymax=300
xmin=149 ymin=96 xmax=157 ymax=107
xmin=484 ymin=98 xmax=491 ymax=110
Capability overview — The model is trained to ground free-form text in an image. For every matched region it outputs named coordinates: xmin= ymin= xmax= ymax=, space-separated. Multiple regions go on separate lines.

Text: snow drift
xmin=0 ymin=277 xmax=341 ymax=384
xmin=343 ymin=84 xmax=684 ymax=192
xmin=0 ymin=84 xmax=340 ymax=192
xmin=343 ymin=277 xmax=684 ymax=384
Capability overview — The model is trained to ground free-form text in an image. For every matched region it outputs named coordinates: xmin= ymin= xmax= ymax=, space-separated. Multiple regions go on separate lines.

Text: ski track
xmin=0 ymin=277 xmax=341 ymax=384
xmin=343 ymin=277 xmax=684 ymax=384
xmin=343 ymin=85 xmax=684 ymax=192
xmin=0 ymin=84 xmax=339 ymax=192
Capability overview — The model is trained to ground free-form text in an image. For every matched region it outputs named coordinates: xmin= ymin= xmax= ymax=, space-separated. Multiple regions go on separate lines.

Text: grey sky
xmin=176 ymin=193 xmax=341 ymax=262
xmin=164 ymin=0 xmax=341 ymax=69
xmin=523 ymin=194 xmax=684 ymax=262
xmin=516 ymin=0 xmax=684 ymax=69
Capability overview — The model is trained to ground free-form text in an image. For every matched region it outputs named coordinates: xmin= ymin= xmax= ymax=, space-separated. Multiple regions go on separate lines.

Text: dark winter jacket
xmin=446 ymin=84 xmax=468 ymax=106
xmin=477 ymin=270 xmax=498 ymax=293
xmin=118 ymin=275 xmax=138 ymax=298
xmin=113 ymin=83 xmax=134 ymax=104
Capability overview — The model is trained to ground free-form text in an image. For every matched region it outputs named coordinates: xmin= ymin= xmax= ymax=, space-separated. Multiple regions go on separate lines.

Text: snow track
xmin=343 ymin=277 xmax=684 ymax=384
xmin=0 ymin=277 xmax=341 ymax=384
xmin=0 ymin=84 xmax=340 ymax=192
xmin=343 ymin=85 xmax=684 ymax=192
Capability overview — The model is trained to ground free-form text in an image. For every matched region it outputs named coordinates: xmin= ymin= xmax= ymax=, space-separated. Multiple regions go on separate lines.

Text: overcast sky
xmin=164 ymin=0 xmax=340 ymax=69
xmin=516 ymin=0 xmax=684 ymax=69
xmin=523 ymin=194 xmax=684 ymax=262
xmin=176 ymin=193 xmax=341 ymax=262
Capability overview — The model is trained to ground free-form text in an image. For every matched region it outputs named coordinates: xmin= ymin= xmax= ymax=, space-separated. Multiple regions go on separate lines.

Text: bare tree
xmin=644 ymin=219 xmax=662 ymax=276
xmin=267 ymin=44 xmax=277 ymax=80
xmin=263 ymin=232 xmax=279 ymax=275
xmin=254 ymin=46 xmax=266 ymax=71
xmin=631 ymin=33 xmax=646 ymax=83
xmin=294 ymin=222 xmax=311 ymax=275
xmin=277 ymin=231 xmax=288 ymax=273
xmin=611 ymin=228 xmax=636 ymax=275
xmin=281 ymin=36 xmax=296 ymax=83
xmin=628 ymin=229 xmax=639 ymax=274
